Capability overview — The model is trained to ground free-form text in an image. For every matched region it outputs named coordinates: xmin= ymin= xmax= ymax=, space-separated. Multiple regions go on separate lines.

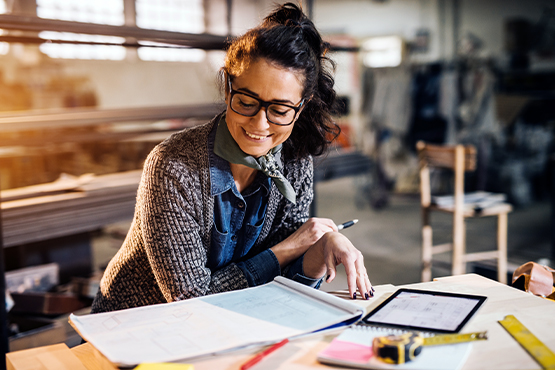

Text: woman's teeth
xmin=245 ymin=131 xmax=266 ymax=140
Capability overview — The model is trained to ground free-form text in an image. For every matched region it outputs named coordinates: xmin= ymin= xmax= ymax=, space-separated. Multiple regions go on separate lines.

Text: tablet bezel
xmin=361 ymin=288 xmax=488 ymax=333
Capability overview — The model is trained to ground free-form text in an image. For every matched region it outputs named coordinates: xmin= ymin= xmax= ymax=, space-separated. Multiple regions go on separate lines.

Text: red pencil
xmin=240 ymin=338 xmax=289 ymax=370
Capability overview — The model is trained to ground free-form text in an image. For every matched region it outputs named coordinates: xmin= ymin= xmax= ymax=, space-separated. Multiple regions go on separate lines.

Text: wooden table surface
xmin=7 ymin=274 xmax=555 ymax=370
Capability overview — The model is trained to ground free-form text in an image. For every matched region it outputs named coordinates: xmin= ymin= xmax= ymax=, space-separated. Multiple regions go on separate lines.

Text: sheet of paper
xmin=70 ymin=280 xmax=361 ymax=366
xmin=201 ymin=281 xmax=355 ymax=331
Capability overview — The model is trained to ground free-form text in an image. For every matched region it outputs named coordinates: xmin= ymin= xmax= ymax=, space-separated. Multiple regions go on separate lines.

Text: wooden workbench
xmin=6 ymin=274 xmax=555 ymax=370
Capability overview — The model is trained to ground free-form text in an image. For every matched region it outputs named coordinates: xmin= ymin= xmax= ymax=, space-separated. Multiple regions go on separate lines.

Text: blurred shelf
xmin=0 ymin=103 xmax=225 ymax=133
xmin=1 ymin=170 xmax=142 ymax=248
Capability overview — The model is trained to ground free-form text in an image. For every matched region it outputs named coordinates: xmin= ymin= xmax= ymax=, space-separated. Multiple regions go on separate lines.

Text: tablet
xmin=361 ymin=288 xmax=487 ymax=333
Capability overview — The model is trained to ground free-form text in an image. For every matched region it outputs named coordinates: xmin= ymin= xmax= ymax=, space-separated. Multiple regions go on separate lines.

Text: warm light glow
xmin=0 ymin=0 xmax=6 ymax=14
xmin=37 ymin=0 xmax=125 ymax=60
xmin=136 ymin=0 xmax=205 ymax=62
xmin=39 ymin=43 xmax=126 ymax=60
xmin=361 ymin=36 xmax=403 ymax=68
xmin=137 ymin=47 xmax=205 ymax=62
xmin=0 ymin=42 xmax=8 ymax=55
xmin=39 ymin=31 xmax=126 ymax=45
xmin=0 ymin=18 xmax=7 ymax=54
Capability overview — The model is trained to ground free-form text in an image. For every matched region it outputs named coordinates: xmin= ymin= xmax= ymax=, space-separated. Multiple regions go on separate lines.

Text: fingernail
xmin=371 ymin=286 xmax=375 ymax=293
xmin=364 ymin=292 xmax=369 ymax=300
xmin=352 ymin=293 xmax=356 ymax=300
xmin=326 ymin=275 xmax=330 ymax=281
xmin=369 ymin=290 xmax=374 ymax=297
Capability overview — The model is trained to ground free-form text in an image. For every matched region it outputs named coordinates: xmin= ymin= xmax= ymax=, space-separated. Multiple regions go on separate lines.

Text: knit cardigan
xmin=91 ymin=114 xmax=314 ymax=313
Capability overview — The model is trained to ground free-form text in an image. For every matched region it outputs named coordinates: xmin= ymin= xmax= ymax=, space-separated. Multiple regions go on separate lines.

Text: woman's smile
xmin=243 ymin=128 xmax=271 ymax=141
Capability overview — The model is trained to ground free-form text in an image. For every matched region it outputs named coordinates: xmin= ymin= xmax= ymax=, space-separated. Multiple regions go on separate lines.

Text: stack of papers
xmin=432 ymin=191 xmax=506 ymax=210
xmin=70 ymin=277 xmax=363 ymax=367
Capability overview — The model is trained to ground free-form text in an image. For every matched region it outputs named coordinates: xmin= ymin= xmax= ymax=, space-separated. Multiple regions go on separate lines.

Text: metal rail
xmin=0 ymin=14 xmax=228 ymax=49
xmin=0 ymin=14 xmax=357 ymax=52
xmin=0 ymin=103 xmax=225 ymax=132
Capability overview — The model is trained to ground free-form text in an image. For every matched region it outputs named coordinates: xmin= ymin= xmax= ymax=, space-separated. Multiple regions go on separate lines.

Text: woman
xmin=91 ymin=2 xmax=373 ymax=314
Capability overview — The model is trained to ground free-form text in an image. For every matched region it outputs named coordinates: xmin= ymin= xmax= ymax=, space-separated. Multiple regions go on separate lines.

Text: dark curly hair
xmin=220 ymin=2 xmax=340 ymax=158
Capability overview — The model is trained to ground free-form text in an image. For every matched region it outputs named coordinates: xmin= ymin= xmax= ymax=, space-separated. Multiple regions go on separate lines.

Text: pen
xmin=338 ymin=219 xmax=358 ymax=230
xmin=240 ymin=338 xmax=289 ymax=370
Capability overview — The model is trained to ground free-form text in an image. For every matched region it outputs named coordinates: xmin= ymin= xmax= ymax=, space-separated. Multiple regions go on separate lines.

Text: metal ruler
xmin=499 ymin=315 xmax=555 ymax=370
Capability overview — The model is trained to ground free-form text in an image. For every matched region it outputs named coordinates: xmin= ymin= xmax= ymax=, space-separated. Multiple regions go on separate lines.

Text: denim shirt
xmin=208 ymin=124 xmax=320 ymax=288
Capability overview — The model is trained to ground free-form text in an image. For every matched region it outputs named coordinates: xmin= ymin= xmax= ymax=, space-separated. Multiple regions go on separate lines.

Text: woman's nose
xmin=252 ymin=107 xmax=271 ymax=128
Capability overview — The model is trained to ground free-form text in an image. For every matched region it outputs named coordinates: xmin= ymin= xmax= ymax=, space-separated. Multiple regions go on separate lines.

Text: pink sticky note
xmin=319 ymin=338 xmax=374 ymax=364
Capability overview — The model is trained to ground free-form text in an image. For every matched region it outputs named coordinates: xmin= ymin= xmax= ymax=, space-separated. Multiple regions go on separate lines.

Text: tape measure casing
xmin=372 ymin=333 xmax=424 ymax=364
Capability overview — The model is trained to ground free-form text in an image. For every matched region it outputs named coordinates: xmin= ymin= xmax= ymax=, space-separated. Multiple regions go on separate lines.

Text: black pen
xmin=338 ymin=219 xmax=358 ymax=230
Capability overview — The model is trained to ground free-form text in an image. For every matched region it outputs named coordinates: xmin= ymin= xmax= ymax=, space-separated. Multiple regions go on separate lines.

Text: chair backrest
xmin=416 ymin=141 xmax=477 ymax=209
xmin=416 ymin=141 xmax=476 ymax=171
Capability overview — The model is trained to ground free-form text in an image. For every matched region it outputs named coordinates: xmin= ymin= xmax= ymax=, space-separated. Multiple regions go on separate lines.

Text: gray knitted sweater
xmin=91 ymin=114 xmax=313 ymax=313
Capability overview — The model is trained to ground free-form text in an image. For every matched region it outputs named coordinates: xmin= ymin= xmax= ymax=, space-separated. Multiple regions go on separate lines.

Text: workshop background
xmin=0 ymin=0 xmax=553 ymax=353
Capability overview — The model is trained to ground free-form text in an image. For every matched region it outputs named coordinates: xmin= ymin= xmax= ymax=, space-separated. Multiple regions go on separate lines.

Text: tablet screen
xmin=361 ymin=288 xmax=487 ymax=333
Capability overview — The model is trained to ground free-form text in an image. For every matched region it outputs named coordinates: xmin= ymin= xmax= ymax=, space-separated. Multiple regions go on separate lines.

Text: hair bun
xmin=263 ymin=2 xmax=305 ymax=27
xmin=264 ymin=2 xmax=324 ymax=57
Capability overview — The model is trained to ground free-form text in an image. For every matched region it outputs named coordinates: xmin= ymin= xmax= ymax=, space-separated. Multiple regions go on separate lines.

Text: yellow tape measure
xmin=499 ymin=315 xmax=555 ymax=370
xmin=372 ymin=331 xmax=488 ymax=364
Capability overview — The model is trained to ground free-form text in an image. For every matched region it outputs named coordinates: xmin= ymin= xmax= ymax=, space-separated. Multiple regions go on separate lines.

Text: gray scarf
xmin=213 ymin=116 xmax=296 ymax=204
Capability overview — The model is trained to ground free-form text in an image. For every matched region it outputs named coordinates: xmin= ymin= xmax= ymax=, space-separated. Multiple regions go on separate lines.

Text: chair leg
xmin=422 ymin=225 xmax=433 ymax=282
xmin=452 ymin=216 xmax=465 ymax=276
xmin=497 ymin=213 xmax=508 ymax=284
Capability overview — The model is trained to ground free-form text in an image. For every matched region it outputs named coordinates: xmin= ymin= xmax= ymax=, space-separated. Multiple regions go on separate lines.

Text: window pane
xmin=136 ymin=0 xmax=205 ymax=62
xmin=37 ymin=0 xmax=124 ymax=25
xmin=36 ymin=0 xmax=125 ymax=60
xmin=136 ymin=0 xmax=204 ymax=33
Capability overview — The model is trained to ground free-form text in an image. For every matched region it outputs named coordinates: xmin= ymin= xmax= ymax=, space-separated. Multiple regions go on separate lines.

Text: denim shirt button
xmin=231 ymin=235 xmax=237 ymax=241
xmin=237 ymin=202 xmax=244 ymax=209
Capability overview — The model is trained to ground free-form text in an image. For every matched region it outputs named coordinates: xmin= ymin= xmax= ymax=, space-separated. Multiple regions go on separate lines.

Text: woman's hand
xmin=270 ymin=217 xmax=337 ymax=268
xmin=303 ymin=232 xmax=374 ymax=300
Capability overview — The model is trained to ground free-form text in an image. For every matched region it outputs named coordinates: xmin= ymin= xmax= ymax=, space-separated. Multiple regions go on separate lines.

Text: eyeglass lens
xmin=231 ymin=93 xmax=296 ymax=125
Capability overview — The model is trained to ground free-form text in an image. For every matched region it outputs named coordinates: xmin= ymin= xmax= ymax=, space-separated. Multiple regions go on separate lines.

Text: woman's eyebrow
xmin=237 ymin=87 xmax=295 ymax=105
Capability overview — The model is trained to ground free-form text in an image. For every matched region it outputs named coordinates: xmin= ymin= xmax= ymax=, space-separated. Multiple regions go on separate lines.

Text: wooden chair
xmin=417 ymin=141 xmax=512 ymax=283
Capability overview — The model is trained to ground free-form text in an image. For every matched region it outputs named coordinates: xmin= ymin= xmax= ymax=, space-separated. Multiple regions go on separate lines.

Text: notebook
xmin=317 ymin=288 xmax=487 ymax=370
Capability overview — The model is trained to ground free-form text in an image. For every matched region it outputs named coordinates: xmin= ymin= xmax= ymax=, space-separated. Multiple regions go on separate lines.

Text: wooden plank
xmin=7 ymin=343 xmax=88 ymax=370
xmin=71 ymin=343 xmax=119 ymax=370
xmin=1 ymin=171 xmax=141 ymax=247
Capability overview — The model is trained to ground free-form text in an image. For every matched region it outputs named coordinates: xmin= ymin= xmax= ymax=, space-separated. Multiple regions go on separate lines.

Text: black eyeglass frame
xmin=227 ymin=78 xmax=305 ymax=126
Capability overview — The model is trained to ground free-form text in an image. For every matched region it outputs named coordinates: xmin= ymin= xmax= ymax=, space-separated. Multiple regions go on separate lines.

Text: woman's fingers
xmin=303 ymin=231 xmax=373 ymax=298
xmin=343 ymin=258 xmax=359 ymax=299
xmin=322 ymin=232 xmax=373 ymax=300
xmin=324 ymin=250 xmax=337 ymax=283
xmin=354 ymin=256 xmax=374 ymax=299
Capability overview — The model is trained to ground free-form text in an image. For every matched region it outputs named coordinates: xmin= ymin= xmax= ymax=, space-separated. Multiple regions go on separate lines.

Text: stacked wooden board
xmin=1 ymin=170 xmax=141 ymax=248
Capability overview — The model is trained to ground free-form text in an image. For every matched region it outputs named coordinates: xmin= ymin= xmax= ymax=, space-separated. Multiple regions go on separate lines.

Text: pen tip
xmin=353 ymin=219 xmax=359 ymax=224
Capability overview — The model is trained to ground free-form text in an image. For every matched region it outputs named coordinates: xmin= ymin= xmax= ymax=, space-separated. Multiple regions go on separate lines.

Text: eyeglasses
xmin=228 ymin=78 xmax=304 ymax=126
